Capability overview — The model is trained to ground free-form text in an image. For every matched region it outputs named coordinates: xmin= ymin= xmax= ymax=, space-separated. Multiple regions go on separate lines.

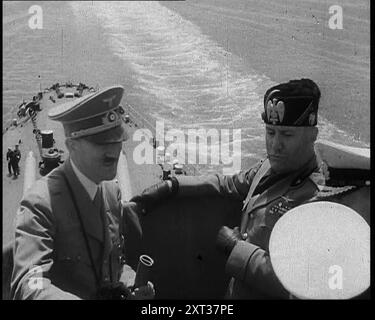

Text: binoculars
xmin=96 ymin=282 xmax=131 ymax=300
xmin=96 ymin=254 xmax=154 ymax=300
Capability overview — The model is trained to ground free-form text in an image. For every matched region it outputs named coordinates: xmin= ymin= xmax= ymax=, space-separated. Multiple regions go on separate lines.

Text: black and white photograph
xmin=2 ymin=0 xmax=370 ymax=305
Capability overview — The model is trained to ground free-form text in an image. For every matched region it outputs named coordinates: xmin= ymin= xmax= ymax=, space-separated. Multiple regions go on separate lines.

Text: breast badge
xmin=268 ymin=197 xmax=294 ymax=217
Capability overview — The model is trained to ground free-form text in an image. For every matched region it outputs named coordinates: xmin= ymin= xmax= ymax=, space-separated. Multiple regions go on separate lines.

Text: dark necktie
xmin=93 ymin=184 xmax=107 ymax=280
xmin=93 ymin=184 xmax=103 ymax=211
xmin=93 ymin=184 xmax=106 ymax=239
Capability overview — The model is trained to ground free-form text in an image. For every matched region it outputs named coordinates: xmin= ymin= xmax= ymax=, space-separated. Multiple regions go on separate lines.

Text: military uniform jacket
xmin=175 ymin=156 xmax=322 ymax=299
xmin=11 ymin=159 xmax=142 ymax=300
xmin=13 ymin=150 xmax=21 ymax=162
xmin=6 ymin=150 xmax=13 ymax=161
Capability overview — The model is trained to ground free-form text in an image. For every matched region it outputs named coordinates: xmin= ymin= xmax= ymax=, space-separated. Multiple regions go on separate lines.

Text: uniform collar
xmin=250 ymin=156 xmax=319 ymax=212
xmin=70 ymin=158 xmax=100 ymax=201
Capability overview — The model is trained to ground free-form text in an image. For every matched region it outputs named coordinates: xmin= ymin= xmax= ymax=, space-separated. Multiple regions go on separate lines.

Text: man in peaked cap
xmin=131 ymin=79 xmax=328 ymax=299
xmin=11 ymin=86 xmax=154 ymax=300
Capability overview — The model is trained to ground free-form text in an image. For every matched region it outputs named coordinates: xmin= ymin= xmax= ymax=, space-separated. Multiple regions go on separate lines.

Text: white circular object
xmin=172 ymin=159 xmax=180 ymax=165
xmin=269 ymin=201 xmax=370 ymax=299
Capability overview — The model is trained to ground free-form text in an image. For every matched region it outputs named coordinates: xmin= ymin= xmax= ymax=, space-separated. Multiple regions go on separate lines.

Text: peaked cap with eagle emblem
xmin=48 ymin=86 xmax=129 ymax=144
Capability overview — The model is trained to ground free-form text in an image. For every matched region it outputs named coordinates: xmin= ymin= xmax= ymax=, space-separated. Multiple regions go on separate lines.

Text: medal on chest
xmin=263 ymin=197 xmax=296 ymax=231
xmin=268 ymin=197 xmax=294 ymax=216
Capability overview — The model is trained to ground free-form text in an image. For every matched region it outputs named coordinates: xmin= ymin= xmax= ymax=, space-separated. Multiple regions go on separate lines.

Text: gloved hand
xmin=130 ymin=177 xmax=179 ymax=212
xmin=96 ymin=282 xmax=132 ymax=300
xmin=130 ymin=281 xmax=155 ymax=300
xmin=216 ymin=226 xmax=242 ymax=257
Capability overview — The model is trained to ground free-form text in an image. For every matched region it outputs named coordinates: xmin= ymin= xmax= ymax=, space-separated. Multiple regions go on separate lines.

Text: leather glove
xmin=130 ymin=281 xmax=155 ymax=300
xmin=216 ymin=226 xmax=242 ymax=257
xmin=96 ymin=282 xmax=132 ymax=300
xmin=130 ymin=177 xmax=179 ymax=212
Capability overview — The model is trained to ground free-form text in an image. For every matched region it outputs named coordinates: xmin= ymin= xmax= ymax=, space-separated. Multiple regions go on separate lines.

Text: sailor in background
xmin=11 ymin=86 xmax=154 ymax=300
xmin=6 ymin=147 xmax=14 ymax=176
xmin=8 ymin=144 xmax=21 ymax=178
xmin=13 ymin=144 xmax=21 ymax=176
xmin=133 ymin=78 xmax=354 ymax=299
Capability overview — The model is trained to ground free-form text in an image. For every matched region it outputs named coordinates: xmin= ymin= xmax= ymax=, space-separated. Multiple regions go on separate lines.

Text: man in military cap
xmin=132 ymin=78 xmax=325 ymax=299
xmin=11 ymin=86 xmax=154 ymax=300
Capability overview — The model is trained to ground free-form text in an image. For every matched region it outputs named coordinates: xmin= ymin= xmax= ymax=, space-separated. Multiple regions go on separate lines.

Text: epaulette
xmin=314 ymin=185 xmax=358 ymax=199
xmin=308 ymin=162 xmax=363 ymax=200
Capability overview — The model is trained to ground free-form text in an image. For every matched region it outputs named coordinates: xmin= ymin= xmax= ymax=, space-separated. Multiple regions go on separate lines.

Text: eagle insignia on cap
xmin=102 ymin=109 xmax=122 ymax=127
xmin=266 ymin=99 xmax=285 ymax=125
xmin=107 ymin=112 xmax=117 ymax=122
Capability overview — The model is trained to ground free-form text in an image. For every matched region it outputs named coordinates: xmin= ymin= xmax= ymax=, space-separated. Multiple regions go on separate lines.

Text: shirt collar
xmin=70 ymin=158 xmax=100 ymax=201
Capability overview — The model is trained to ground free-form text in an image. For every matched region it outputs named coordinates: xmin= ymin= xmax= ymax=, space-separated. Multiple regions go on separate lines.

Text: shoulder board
xmin=314 ymin=185 xmax=357 ymax=199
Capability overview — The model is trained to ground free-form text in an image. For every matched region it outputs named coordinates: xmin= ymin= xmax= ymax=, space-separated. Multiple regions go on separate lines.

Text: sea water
xmin=3 ymin=1 xmax=369 ymax=174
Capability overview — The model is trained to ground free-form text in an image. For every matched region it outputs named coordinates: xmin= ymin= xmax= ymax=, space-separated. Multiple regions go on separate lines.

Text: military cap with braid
xmin=48 ymin=86 xmax=129 ymax=144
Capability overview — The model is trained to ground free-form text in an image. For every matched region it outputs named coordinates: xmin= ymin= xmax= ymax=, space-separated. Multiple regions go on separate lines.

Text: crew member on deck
xmin=132 ymin=79 xmax=360 ymax=299
xmin=10 ymin=144 xmax=21 ymax=177
xmin=6 ymin=147 xmax=14 ymax=176
xmin=11 ymin=86 xmax=154 ymax=300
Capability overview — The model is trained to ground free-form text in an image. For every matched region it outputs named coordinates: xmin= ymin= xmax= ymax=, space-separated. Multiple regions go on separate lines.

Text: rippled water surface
xmin=3 ymin=1 xmax=370 ymax=174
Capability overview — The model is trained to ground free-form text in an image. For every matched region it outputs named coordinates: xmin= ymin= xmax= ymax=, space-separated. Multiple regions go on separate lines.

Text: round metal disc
xmin=269 ymin=201 xmax=370 ymax=299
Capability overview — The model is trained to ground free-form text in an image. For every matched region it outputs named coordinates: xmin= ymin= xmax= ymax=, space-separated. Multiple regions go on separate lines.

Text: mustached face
xmin=68 ymin=138 xmax=123 ymax=184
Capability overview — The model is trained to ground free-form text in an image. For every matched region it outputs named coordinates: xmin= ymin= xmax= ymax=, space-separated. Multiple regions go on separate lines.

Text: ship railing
xmin=123 ymin=102 xmax=156 ymax=140
xmin=123 ymin=103 xmax=200 ymax=176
